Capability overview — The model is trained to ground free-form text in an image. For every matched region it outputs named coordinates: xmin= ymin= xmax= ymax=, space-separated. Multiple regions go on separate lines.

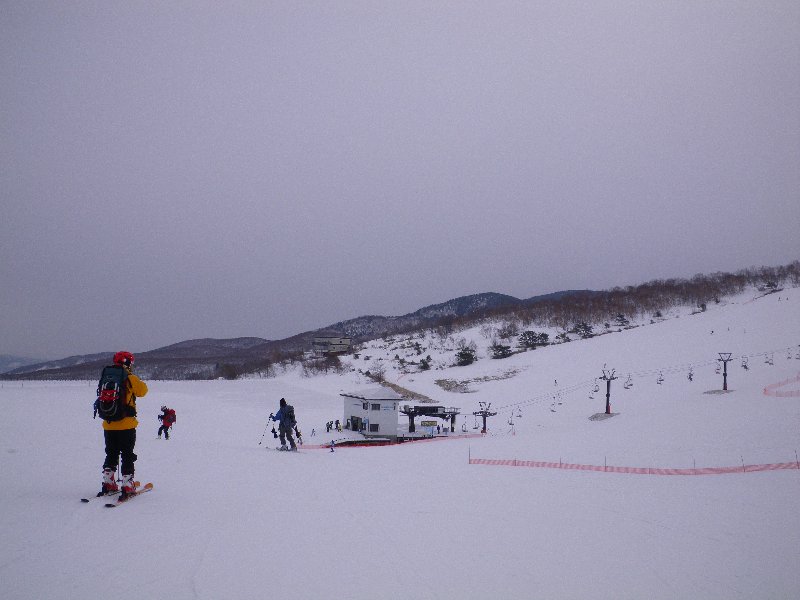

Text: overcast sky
xmin=2 ymin=1 xmax=798 ymax=359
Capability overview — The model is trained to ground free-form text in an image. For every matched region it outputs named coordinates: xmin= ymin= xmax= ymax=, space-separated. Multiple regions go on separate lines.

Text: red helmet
xmin=113 ymin=351 xmax=134 ymax=366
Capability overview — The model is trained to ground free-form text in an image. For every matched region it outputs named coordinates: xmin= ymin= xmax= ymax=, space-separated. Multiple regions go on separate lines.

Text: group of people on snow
xmin=95 ymin=351 xmax=299 ymax=497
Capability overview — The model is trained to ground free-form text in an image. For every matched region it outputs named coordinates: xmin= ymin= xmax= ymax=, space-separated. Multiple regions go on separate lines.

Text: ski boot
xmin=97 ymin=468 xmax=118 ymax=497
xmin=279 ymin=444 xmax=288 ymax=451
xmin=120 ymin=474 xmax=137 ymax=499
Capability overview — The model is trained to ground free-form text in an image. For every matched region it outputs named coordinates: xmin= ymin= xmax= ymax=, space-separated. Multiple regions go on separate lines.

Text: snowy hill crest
xmin=3 ymin=262 xmax=798 ymax=380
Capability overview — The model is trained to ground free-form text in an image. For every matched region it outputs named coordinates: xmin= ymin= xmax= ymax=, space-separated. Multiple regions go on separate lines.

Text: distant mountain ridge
xmin=1 ymin=352 xmax=113 ymax=374
xmin=5 ymin=257 xmax=798 ymax=380
xmin=1 ymin=290 xmax=588 ymax=380
xmin=144 ymin=337 xmax=269 ymax=358
xmin=0 ymin=354 xmax=47 ymax=374
xmin=328 ymin=290 xmax=590 ymax=340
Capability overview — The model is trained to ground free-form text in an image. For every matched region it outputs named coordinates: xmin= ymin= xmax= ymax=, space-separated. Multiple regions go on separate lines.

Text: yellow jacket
xmin=102 ymin=372 xmax=148 ymax=431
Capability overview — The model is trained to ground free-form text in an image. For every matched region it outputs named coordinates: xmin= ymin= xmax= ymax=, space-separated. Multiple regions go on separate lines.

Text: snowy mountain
xmin=0 ymin=341 xmax=271 ymax=380
xmin=0 ymin=354 xmax=45 ymax=374
xmin=3 ymin=262 xmax=797 ymax=381
xmin=326 ymin=291 xmax=532 ymax=339
xmin=144 ymin=337 xmax=269 ymax=358
xmin=1 ymin=352 xmax=111 ymax=375
xmin=0 ymin=291 xmax=589 ymax=380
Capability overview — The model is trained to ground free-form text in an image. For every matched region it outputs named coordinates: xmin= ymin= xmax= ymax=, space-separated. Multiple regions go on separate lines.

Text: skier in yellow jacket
xmin=98 ymin=351 xmax=148 ymax=497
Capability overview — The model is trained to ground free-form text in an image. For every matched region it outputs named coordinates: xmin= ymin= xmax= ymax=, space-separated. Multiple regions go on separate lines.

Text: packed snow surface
xmin=1 ymin=288 xmax=799 ymax=599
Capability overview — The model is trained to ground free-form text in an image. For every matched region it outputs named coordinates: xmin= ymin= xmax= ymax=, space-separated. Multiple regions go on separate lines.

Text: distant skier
xmin=157 ymin=405 xmax=177 ymax=440
xmin=271 ymin=398 xmax=297 ymax=451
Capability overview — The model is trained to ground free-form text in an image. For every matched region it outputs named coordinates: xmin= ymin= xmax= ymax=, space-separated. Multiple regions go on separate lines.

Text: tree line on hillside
xmin=4 ymin=262 xmax=797 ymax=380
xmin=363 ymin=261 xmax=800 ymax=371
xmin=429 ymin=261 xmax=799 ymax=339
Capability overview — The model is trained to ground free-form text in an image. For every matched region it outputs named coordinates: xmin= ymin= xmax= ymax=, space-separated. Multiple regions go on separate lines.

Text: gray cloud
xmin=2 ymin=1 xmax=798 ymax=358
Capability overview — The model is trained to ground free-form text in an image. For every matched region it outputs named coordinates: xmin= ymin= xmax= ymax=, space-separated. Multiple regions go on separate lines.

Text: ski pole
xmin=258 ymin=416 xmax=272 ymax=445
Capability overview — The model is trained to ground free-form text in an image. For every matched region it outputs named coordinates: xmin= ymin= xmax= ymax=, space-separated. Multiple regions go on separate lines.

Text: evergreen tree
xmin=518 ymin=331 xmax=538 ymax=350
xmin=489 ymin=343 xmax=513 ymax=359
xmin=572 ymin=322 xmax=594 ymax=338
xmin=455 ymin=347 xmax=476 ymax=366
xmin=518 ymin=330 xmax=549 ymax=350
xmin=613 ymin=313 xmax=630 ymax=328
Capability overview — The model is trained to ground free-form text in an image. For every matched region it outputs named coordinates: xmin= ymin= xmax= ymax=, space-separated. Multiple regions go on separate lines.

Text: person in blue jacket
xmin=271 ymin=398 xmax=297 ymax=451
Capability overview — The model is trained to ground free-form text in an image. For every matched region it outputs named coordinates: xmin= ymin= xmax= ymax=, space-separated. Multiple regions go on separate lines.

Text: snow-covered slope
xmin=0 ymin=287 xmax=798 ymax=599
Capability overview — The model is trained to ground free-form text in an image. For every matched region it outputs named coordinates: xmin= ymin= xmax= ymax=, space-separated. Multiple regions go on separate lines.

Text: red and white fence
xmin=469 ymin=457 xmax=800 ymax=475
xmin=763 ymin=372 xmax=800 ymax=397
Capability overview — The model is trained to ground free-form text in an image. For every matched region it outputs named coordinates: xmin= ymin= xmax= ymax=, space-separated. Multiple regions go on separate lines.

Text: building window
xmin=363 ymin=402 xmax=368 ymax=410
xmin=371 ymin=403 xmax=380 ymax=411
xmin=369 ymin=424 xmax=379 ymax=432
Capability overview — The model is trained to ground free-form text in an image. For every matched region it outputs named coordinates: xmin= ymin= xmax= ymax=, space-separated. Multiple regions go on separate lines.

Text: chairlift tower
xmin=472 ymin=402 xmax=497 ymax=434
xmin=600 ymin=367 xmax=617 ymax=414
xmin=717 ymin=352 xmax=733 ymax=391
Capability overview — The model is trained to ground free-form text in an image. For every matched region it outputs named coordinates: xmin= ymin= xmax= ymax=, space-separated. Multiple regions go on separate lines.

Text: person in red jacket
xmin=98 ymin=351 xmax=148 ymax=498
xmin=158 ymin=405 xmax=177 ymax=440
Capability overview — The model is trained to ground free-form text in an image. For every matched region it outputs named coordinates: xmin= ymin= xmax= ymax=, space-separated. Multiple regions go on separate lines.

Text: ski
xmin=81 ymin=481 xmax=140 ymax=503
xmin=104 ymin=482 xmax=154 ymax=507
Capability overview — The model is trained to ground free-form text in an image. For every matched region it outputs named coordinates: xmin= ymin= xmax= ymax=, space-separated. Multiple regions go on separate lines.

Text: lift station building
xmin=341 ymin=387 xmax=403 ymax=439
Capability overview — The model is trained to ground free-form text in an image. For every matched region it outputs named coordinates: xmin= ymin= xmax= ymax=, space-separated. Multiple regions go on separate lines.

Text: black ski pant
xmin=279 ymin=425 xmax=296 ymax=449
xmin=158 ymin=424 xmax=170 ymax=439
xmin=103 ymin=428 xmax=137 ymax=475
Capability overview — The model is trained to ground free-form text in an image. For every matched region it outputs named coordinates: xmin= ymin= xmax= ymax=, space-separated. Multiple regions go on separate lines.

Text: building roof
xmin=340 ymin=386 xmax=404 ymax=401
